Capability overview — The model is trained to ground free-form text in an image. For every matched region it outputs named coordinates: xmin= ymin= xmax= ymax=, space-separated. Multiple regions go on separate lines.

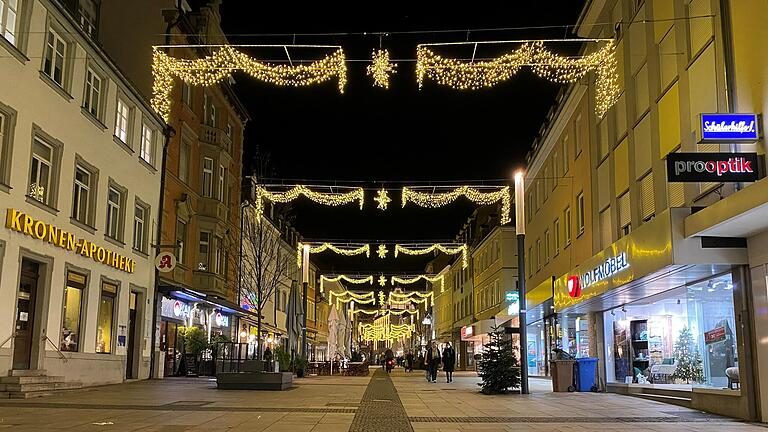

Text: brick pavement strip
xmin=349 ymin=368 xmax=413 ymax=432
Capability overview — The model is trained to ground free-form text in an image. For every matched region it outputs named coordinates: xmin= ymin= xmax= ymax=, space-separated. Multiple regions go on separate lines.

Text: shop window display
xmin=526 ymin=322 xmax=547 ymax=376
xmin=603 ymin=273 xmax=737 ymax=388
xmin=555 ymin=314 xmax=589 ymax=358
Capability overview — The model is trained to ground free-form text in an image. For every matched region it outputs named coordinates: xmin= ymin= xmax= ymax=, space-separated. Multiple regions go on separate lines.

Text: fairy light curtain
xmin=402 ymin=186 xmax=511 ymax=225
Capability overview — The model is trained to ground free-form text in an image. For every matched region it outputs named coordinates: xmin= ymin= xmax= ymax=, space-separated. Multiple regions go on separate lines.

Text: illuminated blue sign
xmin=700 ymin=113 xmax=760 ymax=142
xmin=505 ymin=292 xmax=519 ymax=302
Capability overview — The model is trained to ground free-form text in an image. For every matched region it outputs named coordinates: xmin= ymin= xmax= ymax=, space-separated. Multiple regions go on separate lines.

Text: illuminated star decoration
xmin=377 ymin=244 xmax=389 ymax=258
xmin=378 ymin=291 xmax=386 ymax=305
xmin=378 ymin=275 xmax=388 ymax=287
xmin=374 ymin=188 xmax=391 ymax=210
xmin=366 ymin=49 xmax=397 ymax=89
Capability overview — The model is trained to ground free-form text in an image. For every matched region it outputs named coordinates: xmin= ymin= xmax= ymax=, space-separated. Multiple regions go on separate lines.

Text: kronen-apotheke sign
xmin=5 ymin=208 xmax=135 ymax=273
xmin=666 ymin=153 xmax=759 ymax=183
xmin=700 ymin=113 xmax=760 ymax=142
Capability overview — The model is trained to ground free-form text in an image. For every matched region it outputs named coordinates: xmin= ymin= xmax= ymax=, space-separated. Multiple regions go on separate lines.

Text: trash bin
xmin=550 ymin=360 xmax=576 ymax=392
xmin=575 ymin=357 xmax=599 ymax=392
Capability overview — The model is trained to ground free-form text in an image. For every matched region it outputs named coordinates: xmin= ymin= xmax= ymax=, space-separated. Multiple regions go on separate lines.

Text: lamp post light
xmin=301 ymin=244 xmax=310 ymax=359
xmin=514 ymin=170 xmax=530 ymax=395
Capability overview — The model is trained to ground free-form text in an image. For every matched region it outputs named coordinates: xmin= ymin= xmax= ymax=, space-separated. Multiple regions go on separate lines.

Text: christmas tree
xmin=671 ymin=326 xmax=705 ymax=384
xmin=477 ymin=325 xmax=521 ymax=394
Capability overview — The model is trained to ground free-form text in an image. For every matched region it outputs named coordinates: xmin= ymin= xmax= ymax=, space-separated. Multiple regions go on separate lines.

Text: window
xmin=198 ymin=231 xmax=210 ymax=271
xmin=77 ymin=0 xmax=98 ymax=37
xmin=574 ymin=114 xmax=582 ymax=156
xmin=214 ymin=236 xmax=223 ymax=274
xmin=181 ymin=81 xmax=191 ymax=106
xmin=528 ymin=246 xmax=533 ymax=277
xmin=554 ymin=218 xmax=560 ymax=255
xmin=217 ymin=164 xmax=225 ymax=201
xmin=599 ymin=207 xmax=612 ymax=249
xmin=43 ymin=28 xmax=66 ymax=86
xmin=83 ymin=68 xmax=101 ymax=118
xmin=536 ymin=239 xmax=542 ymax=271
xmin=226 ymin=122 xmax=232 ymax=138
xmin=552 ymin=151 xmax=559 ymax=189
xmin=133 ymin=202 xmax=147 ymax=253
xmin=544 ymin=229 xmax=550 ymax=263
xmin=72 ymin=165 xmax=91 ymax=224
xmin=114 ymin=98 xmax=130 ymax=143
xmin=179 ymin=139 xmax=190 ymax=183
xmin=618 ymin=192 xmax=631 ymax=236
xmin=105 ymin=186 xmax=121 ymax=240
xmin=204 ymin=93 xmax=216 ymax=127
xmin=60 ymin=271 xmax=85 ymax=352
xmin=140 ymin=123 xmax=154 ymax=165
xmin=543 ymin=166 xmax=550 ymax=201
xmin=0 ymin=0 xmax=19 ymax=45
xmin=29 ymin=138 xmax=53 ymax=204
xmin=640 ymin=172 xmax=655 ymax=221
xmin=95 ymin=281 xmax=116 ymax=354
xmin=562 ymin=136 xmax=570 ymax=174
xmin=576 ymin=192 xmax=585 ymax=235
xmin=175 ymin=220 xmax=186 ymax=265
xmin=564 ymin=206 xmax=572 ymax=246
xmin=202 ymin=157 xmax=214 ymax=197
xmin=0 ymin=109 xmax=8 ymax=185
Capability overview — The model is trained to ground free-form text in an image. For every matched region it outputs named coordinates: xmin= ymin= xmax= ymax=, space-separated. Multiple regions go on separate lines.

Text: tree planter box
xmin=216 ymin=372 xmax=293 ymax=390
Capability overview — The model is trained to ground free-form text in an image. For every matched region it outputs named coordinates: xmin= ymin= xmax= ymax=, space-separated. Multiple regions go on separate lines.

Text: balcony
xmin=192 ymin=271 xmax=230 ymax=300
xmin=197 ymin=196 xmax=229 ymax=221
xmin=200 ymin=124 xmax=232 ymax=153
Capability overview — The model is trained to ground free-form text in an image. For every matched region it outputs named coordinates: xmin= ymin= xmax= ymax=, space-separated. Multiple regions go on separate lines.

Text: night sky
xmin=219 ymin=3 xmax=586 ymax=275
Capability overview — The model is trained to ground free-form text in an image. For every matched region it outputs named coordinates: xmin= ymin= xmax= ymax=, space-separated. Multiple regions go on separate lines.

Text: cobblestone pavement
xmin=349 ymin=368 xmax=412 ymax=432
xmin=0 ymin=369 xmax=766 ymax=431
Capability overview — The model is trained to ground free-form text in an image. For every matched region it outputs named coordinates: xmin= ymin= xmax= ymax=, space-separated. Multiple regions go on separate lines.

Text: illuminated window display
xmin=603 ymin=273 xmax=737 ymax=388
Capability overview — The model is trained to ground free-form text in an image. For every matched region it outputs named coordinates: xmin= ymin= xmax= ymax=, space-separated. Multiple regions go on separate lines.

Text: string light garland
xmin=319 ymin=275 xmax=374 ymax=292
xmin=366 ymin=49 xmax=397 ymax=89
xmin=415 ymin=41 xmax=619 ymax=118
xmin=391 ymin=275 xmax=444 ymax=291
xmin=297 ymin=243 xmax=370 ymax=267
xmin=255 ymin=185 xmax=365 ymax=219
xmin=395 ymin=243 xmax=468 ymax=269
xmin=151 ymin=45 xmax=347 ymax=121
xmin=402 ymin=185 xmax=511 ymax=225
xmin=328 ymin=290 xmax=375 ymax=306
xmin=374 ymin=188 xmax=392 ymax=210
xmin=377 ymin=244 xmax=389 ymax=259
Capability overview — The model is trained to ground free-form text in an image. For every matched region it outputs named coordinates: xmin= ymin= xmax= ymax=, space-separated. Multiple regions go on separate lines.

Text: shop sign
xmin=155 ymin=252 xmax=177 ymax=273
xmin=215 ymin=312 xmax=229 ymax=327
xmin=700 ymin=113 xmax=760 ymax=142
xmin=666 ymin=153 xmax=759 ymax=183
xmin=567 ymin=276 xmax=581 ymax=298
xmin=704 ymin=326 xmax=727 ymax=345
xmin=161 ymin=297 xmax=191 ymax=320
xmin=461 ymin=325 xmax=473 ymax=340
xmin=579 ymin=252 xmax=630 ymax=289
xmin=5 ymin=208 xmax=136 ymax=273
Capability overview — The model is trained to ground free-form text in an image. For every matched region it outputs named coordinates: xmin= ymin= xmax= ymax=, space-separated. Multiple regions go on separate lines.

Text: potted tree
xmin=294 ymin=357 xmax=308 ymax=378
xmin=183 ymin=327 xmax=208 ymax=377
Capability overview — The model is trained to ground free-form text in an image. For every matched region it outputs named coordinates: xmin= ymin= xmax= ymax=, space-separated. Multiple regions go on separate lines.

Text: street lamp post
xmin=301 ymin=244 xmax=310 ymax=359
xmin=514 ymin=170 xmax=530 ymax=395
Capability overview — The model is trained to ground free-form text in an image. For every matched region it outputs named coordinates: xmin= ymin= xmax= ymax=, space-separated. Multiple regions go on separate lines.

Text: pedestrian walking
xmin=442 ymin=342 xmax=456 ymax=382
xmin=426 ymin=341 xmax=441 ymax=383
xmin=406 ymin=350 xmax=414 ymax=372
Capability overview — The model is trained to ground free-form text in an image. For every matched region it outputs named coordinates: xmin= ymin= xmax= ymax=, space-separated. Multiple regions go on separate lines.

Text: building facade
xmin=100 ymin=0 xmax=250 ymax=376
xmin=0 ymin=0 xmax=164 ymax=388
xmin=525 ymin=0 xmax=767 ymax=420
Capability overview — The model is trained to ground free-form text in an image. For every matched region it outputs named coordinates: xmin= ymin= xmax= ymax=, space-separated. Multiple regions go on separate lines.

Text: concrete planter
xmin=216 ymin=372 xmax=293 ymax=390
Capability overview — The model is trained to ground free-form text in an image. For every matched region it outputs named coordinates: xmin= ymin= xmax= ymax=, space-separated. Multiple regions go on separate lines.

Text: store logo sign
xmin=215 ymin=312 xmax=229 ymax=327
xmin=461 ymin=325 xmax=473 ymax=339
xmin=579 ymin=253 xmax=630 ymax=289
xmin=700 ymin=113 xmax=760 ymax=142
xmin=567 ymin=276 xmax=581 ymax=298
xmin=667 ymin=153 xmax=759 ymax=182
xmin=172 ymin=300 xmax=191 ymax=318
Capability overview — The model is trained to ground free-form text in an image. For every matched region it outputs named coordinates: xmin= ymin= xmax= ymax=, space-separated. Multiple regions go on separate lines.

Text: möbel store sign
xmin=667 ymin=153 xmax=759 ymax=183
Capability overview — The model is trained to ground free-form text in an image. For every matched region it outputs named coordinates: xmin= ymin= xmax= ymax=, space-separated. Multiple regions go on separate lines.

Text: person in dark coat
xmin=426 ymin=341 xmax=441 ymax=383
xmin=417 ymin=353 xmax=425 ymax=370
xmin=442 ymin=342 xmax=456 ymax=382
xmin=405 ymin=351 xmax=414 ymax=372
xmin=263 ymin=347 xmax=273 ymax=372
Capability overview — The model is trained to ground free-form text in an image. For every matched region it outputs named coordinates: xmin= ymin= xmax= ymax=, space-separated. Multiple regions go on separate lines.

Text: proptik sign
xmin=700 ymin=113 xmax=760 ymax=142
xmin=667 ymin=152 xmax=759 ymax=182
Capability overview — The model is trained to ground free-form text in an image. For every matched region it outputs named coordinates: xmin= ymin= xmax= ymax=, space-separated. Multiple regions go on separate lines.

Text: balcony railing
xmin=200 ymin=124 xmax=232 ymax=153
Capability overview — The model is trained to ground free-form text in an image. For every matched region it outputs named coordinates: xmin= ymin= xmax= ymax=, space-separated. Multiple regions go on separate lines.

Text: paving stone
xmin=349 ymin=369 xmax=413 ymax=432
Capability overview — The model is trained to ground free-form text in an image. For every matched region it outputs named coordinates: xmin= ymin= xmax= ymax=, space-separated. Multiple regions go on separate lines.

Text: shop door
xmin=125 ymin=292 xmax=138 ymax=378
xmin=13 ymin=260 xmax=40 ymax=370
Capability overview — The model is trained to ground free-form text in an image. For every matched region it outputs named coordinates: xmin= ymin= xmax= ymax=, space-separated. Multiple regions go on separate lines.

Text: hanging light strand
xmin=151 ymin=46 xmax=347 ymax=120
xmin=394 ymin=243 xmax=468 ymax=269
xmin=402 ymin=186 xmax=511 ymax=225
xmin=256 ymin=185 xmax=365 ymax=219
xmin=320 ymin=275 xmax=374 ymax=292
xmin=297 ymin=243 xmax=370 ymax=267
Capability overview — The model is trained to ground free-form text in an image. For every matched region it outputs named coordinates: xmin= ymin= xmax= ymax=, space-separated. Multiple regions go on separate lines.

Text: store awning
xmin=685 ymin=176 xmax=768 ymax=238
xmin=159 ymin=284 xmax=260 ymax=320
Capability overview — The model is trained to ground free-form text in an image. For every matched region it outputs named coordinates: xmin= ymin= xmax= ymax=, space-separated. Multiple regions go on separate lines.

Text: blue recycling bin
xmin=574 ymin=358 xmax=598 ymax=392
